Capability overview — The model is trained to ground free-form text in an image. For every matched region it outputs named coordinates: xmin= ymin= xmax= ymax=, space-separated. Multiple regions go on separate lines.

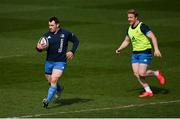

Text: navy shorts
xmin=45 ymin=61 xmax=66 ymax=74
xmin=131 ymin=53 xmax=152 ymax=64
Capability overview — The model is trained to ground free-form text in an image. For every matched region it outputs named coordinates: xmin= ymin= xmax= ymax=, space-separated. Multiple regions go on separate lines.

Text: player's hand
xmin=154 ymin=49 xmax=162 ymax=58
xmin=116 ymin=49 xmax=121 ymax=54
xmin=36 ymin=43 xmax=46 ymax=50
xmin=66 ymin=51 xmax=74 ymax=60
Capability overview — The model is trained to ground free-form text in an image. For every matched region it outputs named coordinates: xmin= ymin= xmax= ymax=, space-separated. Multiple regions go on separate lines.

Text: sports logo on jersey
xmin=144 ymin=59 xmax=147 ymax=62
xmin=47 ymin=36 xmax=51 ymax=39
xmin=60 ymin=34 xmax=65 ymax=38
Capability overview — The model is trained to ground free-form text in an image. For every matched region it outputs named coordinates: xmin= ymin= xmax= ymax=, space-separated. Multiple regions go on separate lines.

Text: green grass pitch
xmin=0 ymin=0 xmax=180 ymax=117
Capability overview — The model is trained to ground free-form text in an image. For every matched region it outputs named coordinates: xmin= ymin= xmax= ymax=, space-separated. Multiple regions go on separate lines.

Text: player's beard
xmin=49 ymin=28 xmax=55 ymax=33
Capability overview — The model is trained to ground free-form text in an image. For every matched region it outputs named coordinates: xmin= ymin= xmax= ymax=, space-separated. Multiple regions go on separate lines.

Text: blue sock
xmin=47 ymin=86 xmax=57 ymax=103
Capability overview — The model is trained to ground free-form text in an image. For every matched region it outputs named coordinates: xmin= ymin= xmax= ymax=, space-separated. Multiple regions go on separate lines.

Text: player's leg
xmin=46 ymin=69 xmax=63 ymax=104
xmin=145 ymin=69 xmax=165 ymax=85
xmin=45 ymin=73 xmax=63 ymax=98
xmin=131 ymin=53 xmax=153 ymax=97
xmin=131 ymin=54 xmax=141 ymax=80
xmin=45 ymin=62 xmax=66 ymax=107
xmin=45 ymin=74 xmax=62 ymax=95
xmin=132 ymin=63 xmax=144 ymax=84
xmin=137 ymin=53 xmax=154 ymax=77
xmin=43 ymin=61 xmax=53 ymax=108
xmin=53 ymin=62 xmax=66 ymax=99
xmin=55 ymin=80 xmax=64 ymax=100
xmin=44 ymin=61 xmax=62 ymax=98
xmin=137 ymin=53 xmax=153 ymax=97
xmin=138 ymin=63 xmax=153 ymax=97
xmin=132 ymin=63 xmax=151 ymax=93
xmin=140 ymin=53 xmax=165 ymax=85
xmin=131 ymin=54 xmax=148 ymax=87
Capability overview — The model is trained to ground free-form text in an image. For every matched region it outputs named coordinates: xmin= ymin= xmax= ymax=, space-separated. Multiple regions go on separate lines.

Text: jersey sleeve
xmin=140 ymin=23 xmax=151 ymax=36
xmin=68 ymin=32 xmax=79 ymax=54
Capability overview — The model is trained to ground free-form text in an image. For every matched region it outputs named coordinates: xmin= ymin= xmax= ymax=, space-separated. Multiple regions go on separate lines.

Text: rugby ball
xmin=38 ymin=37 xmax=49 ymax=49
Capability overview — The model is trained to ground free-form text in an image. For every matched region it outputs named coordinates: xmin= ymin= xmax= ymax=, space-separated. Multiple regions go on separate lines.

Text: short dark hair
xmin=49 ymin=16 xmax=60 ymax=24
xmin=127 ymin=9 xmax=138 ymax=17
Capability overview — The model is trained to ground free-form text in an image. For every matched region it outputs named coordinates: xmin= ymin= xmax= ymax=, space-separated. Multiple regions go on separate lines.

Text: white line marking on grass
xmin=0 ymin=54 xmax=23 ymax=59
xmin=17 ymin=99 xmax=180 ymax=118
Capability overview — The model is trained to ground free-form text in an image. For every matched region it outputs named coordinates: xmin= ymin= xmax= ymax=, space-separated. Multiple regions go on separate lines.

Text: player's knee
xmin=50 ymin=79 xmax=58 ymax=85
xmin=50 ymin=76 xmax=58 ymax=83
xmin=133 ymin=72 xmax=139 ymax=78
xmin=51 ymin=74 xmax=60 ymax=80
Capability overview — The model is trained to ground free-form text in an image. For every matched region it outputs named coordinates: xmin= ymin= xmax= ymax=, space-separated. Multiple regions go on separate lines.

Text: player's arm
xmin=66 ymin=33 xmax=79 ymax=60
xmin=141 ymin=23 xmax=162 ymax=57
xmin=116 ymin=36 xmax=130 ymax=54
xmin=68 ymin=33 xmax=79 ymax=54
xmin=147 ymin=32 xmax=162 ymax=57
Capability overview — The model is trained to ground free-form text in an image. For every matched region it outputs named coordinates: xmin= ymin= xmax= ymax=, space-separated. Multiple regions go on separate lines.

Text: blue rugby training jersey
xmin=42 ymin=28 xmax=79 ymax=62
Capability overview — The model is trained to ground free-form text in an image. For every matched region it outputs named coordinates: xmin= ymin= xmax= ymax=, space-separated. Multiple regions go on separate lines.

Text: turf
xmin=0 ymin=0 xmax=180 ymax=117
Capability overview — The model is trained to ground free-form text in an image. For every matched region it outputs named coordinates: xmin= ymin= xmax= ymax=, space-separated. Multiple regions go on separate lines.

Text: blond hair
xmin=127 ymin=9 xmax=138 ymax=17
